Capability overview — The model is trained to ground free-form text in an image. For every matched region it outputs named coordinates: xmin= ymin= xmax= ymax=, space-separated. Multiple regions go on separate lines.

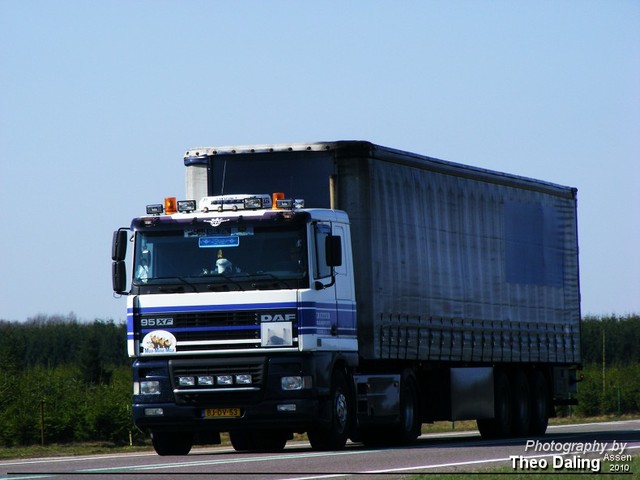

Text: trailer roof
xmin=184 ymin=140 xmax=577 ymax=199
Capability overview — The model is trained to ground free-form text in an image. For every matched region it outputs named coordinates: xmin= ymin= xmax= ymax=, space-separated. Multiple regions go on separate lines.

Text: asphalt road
xmin=1 ymin=420 xmax=638 ymax=480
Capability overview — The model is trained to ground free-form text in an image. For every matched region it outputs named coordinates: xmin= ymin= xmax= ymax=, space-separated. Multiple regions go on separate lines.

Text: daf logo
xmin=209 ymin=218 xmax=230 ymax=227
xmin=260 ymin=313 xmax=296 ymax=322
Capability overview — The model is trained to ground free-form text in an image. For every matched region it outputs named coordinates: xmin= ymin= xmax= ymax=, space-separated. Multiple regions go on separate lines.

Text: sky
xmin=1 ymin=1 xmax=638 ymax=323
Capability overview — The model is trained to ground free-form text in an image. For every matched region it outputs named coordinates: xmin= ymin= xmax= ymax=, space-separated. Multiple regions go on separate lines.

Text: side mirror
xmin=325 ymin=235 xmax=342 ymax=267
xmin=315 ymin=235 xmax=342 ymax=290
xmin=112 ymin=260 xmax=127 ymax=294
xmin=112 ymin=229 xmax=128 ymax=261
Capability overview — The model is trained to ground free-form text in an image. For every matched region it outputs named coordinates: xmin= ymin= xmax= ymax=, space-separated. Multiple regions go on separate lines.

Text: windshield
xmin=133 ymin=220 xmax=308 ymax=292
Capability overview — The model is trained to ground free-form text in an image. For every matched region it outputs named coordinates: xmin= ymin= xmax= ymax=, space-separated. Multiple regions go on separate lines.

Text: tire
xmin=361 ymin=373 xmax=420 ymax=447
xmin=308 ymin=369 xmax=351 ymax=450
xmin=477 ymin=370 xmax=512 ymax=439
xmin=151 ymin=431 xmax=193 ymax=456
xmin=511 ymin=370 xmax=531 ymax=437
xmin=229 ymin=430 xmax=251 ymax=451
xmin=395 ymin=371 xmax=421 ymax=443
xmin=229 ymin=430 xmax=288 ymax=452
xmin=528 ymin=370 xmax=550 ymax=436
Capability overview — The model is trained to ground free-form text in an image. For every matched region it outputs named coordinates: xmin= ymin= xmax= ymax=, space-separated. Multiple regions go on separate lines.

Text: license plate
xmin=204 ymin=408 xmax=241 ymax=418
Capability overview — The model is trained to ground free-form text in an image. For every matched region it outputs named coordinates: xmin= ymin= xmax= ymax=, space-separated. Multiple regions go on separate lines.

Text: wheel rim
xmin=335 ymin=390 xmax=348 ymax=431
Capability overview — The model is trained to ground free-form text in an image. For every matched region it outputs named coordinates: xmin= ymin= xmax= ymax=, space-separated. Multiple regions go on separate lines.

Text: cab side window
xmin=313 ymin=223 xmax=332 ymax=279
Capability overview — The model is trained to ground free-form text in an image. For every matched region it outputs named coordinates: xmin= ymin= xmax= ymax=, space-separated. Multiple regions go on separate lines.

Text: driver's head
xmin=216 ymin=258 xmax=232 ymax=274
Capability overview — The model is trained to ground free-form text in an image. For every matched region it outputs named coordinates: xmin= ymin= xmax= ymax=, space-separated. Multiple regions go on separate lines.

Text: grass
xmin=416 ymin=413 xmax=639 ymax=435
xmin=0 ymin=442 xmax=152 ymax=460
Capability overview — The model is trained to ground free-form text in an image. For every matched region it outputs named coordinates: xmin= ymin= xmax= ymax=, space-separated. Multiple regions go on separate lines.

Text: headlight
xmin=235 ymin=374 xmax=252 ymax=385
xmin=216 ymin=375 xmax=233 ymax=385
xmin=144 ymin=408 xmax=164 ymax=416
xmin=281 ymin=376 xmax=312 ymax=391
xmin=197 ymin=375 xmax=214 ymax=386
xmin=140 ymin=380 xmax=161 ymax=395
xmin=178 ymin=376 xmax=195 ymax=386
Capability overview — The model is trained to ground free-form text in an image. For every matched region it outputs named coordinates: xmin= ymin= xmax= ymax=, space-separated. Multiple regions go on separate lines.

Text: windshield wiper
xmin=206 ymin=273 xmax=247 ymax=292
xmin=149 ymin=276 xmax=198 ymax=293
xmin=249 ymin=272 xmax=295 ymax=289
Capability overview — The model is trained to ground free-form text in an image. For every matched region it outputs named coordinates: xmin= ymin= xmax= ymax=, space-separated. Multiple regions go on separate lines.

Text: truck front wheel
xmin=308 ymin=370 xmax=351 ymax=450
xmin=151 ymin=431 xmax=193 ymax=456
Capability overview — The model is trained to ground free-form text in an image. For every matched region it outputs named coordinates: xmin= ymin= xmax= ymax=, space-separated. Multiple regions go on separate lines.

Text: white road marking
xmin=366 ymin=444 xmax=640 ymax=475
xmin=2 ymin=421 xmax=638 ymax=480
xmin=80 ymin=448 xmax=381 ymax=473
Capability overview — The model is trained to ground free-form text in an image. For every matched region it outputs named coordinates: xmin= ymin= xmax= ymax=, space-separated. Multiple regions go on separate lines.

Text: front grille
xmin=179 ymin=310 xmax=259 ymax=329
xmin=138 ymin=308 xmax=298 ymax=353
xmin=177 ymin=310 xmax=260 ymax=344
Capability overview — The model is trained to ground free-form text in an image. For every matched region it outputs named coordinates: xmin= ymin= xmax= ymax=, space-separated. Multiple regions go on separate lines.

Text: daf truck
xmin=112 ymin=141 xmax=581 ymax=455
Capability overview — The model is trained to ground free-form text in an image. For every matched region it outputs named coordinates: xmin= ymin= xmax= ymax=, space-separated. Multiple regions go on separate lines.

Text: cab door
xmin=307 ymin=221 xmax=356 ymax=352
xmin=331 ymin=223 xmax=356 ymax=349
xmin=307 ymin=222 xmax=337 ymax=342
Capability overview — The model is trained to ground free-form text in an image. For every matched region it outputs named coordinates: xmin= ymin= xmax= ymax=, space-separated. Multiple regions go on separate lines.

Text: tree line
xmin=0 ymin=314 xmax=637 ymax=447
xmin=572 ymin=314 xmax=640 ymax=417
xmin=580 ymin=314 xmax=640 ymax=365
xmin=0 ymin=315 xmax=127 ymax=382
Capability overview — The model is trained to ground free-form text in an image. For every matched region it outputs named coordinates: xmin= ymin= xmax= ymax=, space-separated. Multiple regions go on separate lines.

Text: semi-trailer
xmin=112 ymin=140 xmax=580 ymax=455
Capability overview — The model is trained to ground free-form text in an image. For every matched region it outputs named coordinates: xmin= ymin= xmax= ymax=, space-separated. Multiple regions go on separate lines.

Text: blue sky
xmin=1 ymin=1 xmax=638 ymax=322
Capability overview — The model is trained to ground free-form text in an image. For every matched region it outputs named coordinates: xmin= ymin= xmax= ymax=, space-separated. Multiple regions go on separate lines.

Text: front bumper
xmin=134 ymin=397 xmax=321 ymax=433
xmin=132 ymin=353 xmax=336 ymax=433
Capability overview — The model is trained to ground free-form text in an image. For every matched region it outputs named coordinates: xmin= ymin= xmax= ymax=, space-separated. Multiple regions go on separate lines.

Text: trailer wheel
xmin=511 ymin=370 xmax=531 ymax=437
xmin=528 ymin=370 xmax=549 ymax=436
xmin=308 ymin=369 xmax=351 ymax=450
xmin=229 ymin=430 xmax=288 ymax=452
xmin=151 ymin=431 xmax=193 ymax=456
xmin=477 ymin=370 xmax=512 ymax=439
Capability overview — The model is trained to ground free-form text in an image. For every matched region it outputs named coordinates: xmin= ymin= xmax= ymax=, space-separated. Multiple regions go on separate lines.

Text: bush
xmin=0 ymin=365 xmax=137 ymax=447
xmin=574 ymin=363 xmax=640 ymax=417
xmin=0 ymin=316 xmax=133 ymax=447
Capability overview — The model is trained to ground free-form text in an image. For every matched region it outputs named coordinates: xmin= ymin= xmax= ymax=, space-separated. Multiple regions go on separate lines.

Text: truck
xmin=111 ymin=140 xmax=581 ymax=455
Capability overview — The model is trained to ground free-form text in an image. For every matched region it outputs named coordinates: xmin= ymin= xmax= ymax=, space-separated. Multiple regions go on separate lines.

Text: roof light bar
xmin=177 ymin=200 xmax=197 ymax=213
xmin=164 ymin=197 xmax=177 ymax=215
xmin=146 ymin=204 xmax=164 ymax=215
xmin=271 ymin=192 xmax=285 ymax=209
xmin=200 ymin=194 xmax=272 ymax=212
xmin=276 ymin=198 xmax=294 ymax=209
xmin=244 ymin=197 xmax=264 ymax=209
xmin=275 ymin=196 xmax=304 ymax=210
